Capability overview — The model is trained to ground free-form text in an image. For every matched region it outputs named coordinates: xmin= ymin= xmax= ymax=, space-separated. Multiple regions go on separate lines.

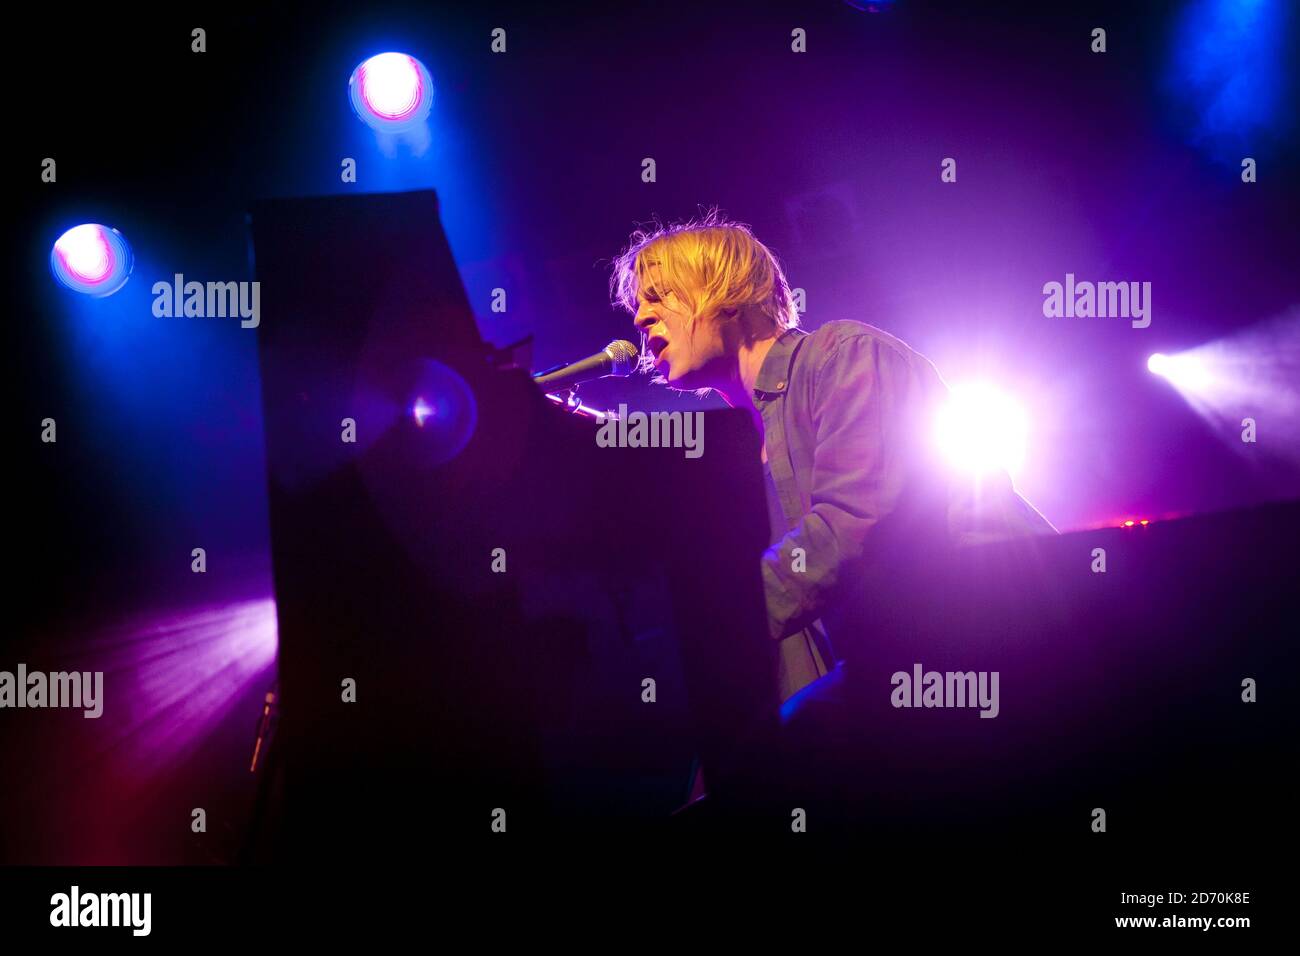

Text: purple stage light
xmin=1146 ymin=310 xmax=1300 ymax=464
xmin=412 ymin=396 xmax=434 ymax=426
xmin=50 ymin=223 xmax=133 ymax=296
xmin=935 ymin=382 xmax=1029 ymax=476
xmin=349 ymin=53 xmax=434 ymax=132
xmin=89 ymin=597 xmax=279 ymax=776
xmin=402 ymin=358 xmax=477 ymax=467
xmin=7 ymin=587 xmax=279 ymax=863
xmin=1148 ymin=352 xmax=1213 ymax=391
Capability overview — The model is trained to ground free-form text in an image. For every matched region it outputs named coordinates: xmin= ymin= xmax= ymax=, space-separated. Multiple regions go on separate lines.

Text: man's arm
xmin=760 ymin=334 xmax=928 ymax=641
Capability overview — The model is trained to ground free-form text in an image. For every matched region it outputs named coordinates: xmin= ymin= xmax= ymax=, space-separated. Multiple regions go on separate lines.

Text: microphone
xmin=532 ymin=339 xmax=640 ymax=393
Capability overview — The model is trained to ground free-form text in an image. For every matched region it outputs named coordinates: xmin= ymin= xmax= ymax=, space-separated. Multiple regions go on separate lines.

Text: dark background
xmin=6 ymin=0 xmax=1298 ymax=866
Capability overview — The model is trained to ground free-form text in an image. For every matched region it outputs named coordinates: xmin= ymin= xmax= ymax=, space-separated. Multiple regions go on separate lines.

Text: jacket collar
xmin=753 ymin=327 xmax=808 ymax=397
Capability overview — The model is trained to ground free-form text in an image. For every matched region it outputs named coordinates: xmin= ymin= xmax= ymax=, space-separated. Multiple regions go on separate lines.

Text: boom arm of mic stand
xmin=542 ymin=384 xmax=619 ymax=422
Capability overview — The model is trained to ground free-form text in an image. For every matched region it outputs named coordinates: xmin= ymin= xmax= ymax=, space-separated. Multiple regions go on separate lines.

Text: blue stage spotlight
xmin=1164 ymin=0 xmax=1291 ymax=165
xmin=50 ymin=223 xmax=133 ymax=296
xmin=348 ymin=53 xmax=434 ymax=133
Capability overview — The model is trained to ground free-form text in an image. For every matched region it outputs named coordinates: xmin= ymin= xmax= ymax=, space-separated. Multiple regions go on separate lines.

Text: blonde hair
xmin=610 ymin=209 xmax=801 ymax=380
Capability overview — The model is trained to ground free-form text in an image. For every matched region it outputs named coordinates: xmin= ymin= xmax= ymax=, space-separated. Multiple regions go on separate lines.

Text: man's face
xmin=632 ymin=266 xmax=730 ymax=390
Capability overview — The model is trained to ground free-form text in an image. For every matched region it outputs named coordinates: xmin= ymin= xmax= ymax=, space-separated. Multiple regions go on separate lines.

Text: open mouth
xmin=648 ymin=336 xmax=669 ymax=365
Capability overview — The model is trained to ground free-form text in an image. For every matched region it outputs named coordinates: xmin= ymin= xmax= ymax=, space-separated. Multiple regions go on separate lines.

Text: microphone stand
xmin=542 ymin=384 xmax=621 ymax=422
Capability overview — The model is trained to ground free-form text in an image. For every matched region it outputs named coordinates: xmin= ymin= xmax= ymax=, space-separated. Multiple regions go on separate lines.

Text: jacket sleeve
xmin=759 ymin=335 xmax=924 ymax=641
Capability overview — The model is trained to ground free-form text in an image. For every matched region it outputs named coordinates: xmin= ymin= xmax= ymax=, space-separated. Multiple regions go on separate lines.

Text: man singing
xmin=611 ymin=212 xmax=1055 ymax=707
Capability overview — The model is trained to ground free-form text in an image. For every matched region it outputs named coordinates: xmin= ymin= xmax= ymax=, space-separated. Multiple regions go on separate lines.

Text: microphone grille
xmin=605 ymin=339 xmax=641 ymax=376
